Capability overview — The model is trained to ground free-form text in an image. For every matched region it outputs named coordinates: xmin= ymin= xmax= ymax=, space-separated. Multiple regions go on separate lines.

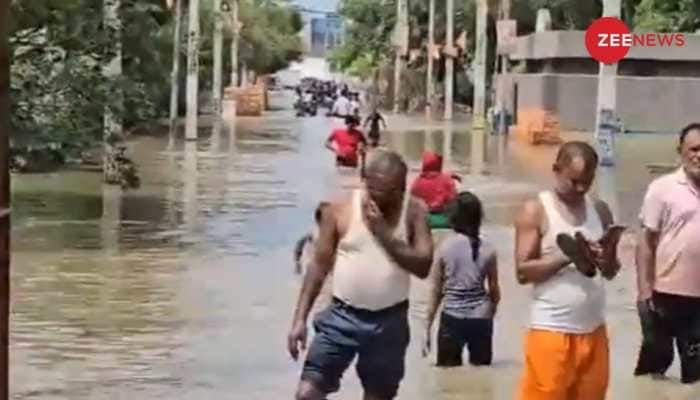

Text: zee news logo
xmin=585 ymin=17 xmax=687 ymax=64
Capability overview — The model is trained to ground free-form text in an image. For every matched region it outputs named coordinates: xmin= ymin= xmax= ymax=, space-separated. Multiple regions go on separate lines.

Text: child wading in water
xmin=423 ymin=191 xmax=500 ymax=366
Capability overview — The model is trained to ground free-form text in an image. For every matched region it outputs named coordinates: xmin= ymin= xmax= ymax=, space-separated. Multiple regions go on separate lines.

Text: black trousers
xmin=436 ymin=312 xmax=493 ymax=367
xmin=634 ymin=291 xmax=700 ymax=384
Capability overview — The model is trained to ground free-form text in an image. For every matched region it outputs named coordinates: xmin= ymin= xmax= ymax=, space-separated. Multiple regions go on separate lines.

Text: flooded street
xmin=9 ymin=93 xmax=700 ymax=399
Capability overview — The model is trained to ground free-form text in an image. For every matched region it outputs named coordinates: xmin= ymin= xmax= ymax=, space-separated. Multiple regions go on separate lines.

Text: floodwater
xmin=9 ymin=93 xmax=699 ymax=399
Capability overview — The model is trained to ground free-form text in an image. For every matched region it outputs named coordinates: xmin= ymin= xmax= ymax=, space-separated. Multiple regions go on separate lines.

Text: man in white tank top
xmin=514 ymin=142 xmax=621 ymax=400
xmin=287 ymin=150 xmax=434 ymax=400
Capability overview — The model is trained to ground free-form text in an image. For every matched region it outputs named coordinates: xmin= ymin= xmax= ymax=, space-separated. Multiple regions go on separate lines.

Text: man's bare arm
xmin=374 ymin=199 xmax=433 ymax=279
xmin=635 ymin=228 xmax=658 ymax=302
xmin=291 ymin=203 xmax=337 ymax=325
xmin=515 ymin=200 xmax=569 ymax=284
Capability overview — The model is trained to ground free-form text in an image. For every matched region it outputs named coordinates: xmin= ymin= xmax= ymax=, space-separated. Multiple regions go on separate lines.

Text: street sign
xmin=496 ymin=19 xmax=517 ymax=54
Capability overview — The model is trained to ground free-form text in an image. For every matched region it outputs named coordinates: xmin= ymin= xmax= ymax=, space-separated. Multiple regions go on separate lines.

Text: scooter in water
xmin=295 ymin=100 xmax=318 ymax=117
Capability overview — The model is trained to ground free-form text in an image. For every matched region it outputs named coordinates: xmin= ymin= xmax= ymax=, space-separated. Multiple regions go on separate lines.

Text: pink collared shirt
xmin=640 ymin=168 xmax=700 ymax=297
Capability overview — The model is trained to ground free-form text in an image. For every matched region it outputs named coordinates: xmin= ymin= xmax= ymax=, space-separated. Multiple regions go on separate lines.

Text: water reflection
xmin=470 ymin=127 xmax=487 ymax=176
xmin=101 ymin=185 xmax=122 ymax=256
xmin=182 ymin=142 xmax=198 ymax=234
xmin=210 ymin=119 xmax=222 ymax=153
xmin=443 ymin=125 xmax=453 ymax=172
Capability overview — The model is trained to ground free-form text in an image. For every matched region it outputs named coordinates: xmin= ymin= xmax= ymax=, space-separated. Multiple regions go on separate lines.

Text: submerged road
xmin=9 ymin=92 xmax=696 ymax=399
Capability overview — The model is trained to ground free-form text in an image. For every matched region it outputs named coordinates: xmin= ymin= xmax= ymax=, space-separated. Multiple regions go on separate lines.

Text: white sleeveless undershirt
xmin=530 ymin=191 xmax=606 ymax=334
xmin=332 ymin=189 xmax=411 ymax=311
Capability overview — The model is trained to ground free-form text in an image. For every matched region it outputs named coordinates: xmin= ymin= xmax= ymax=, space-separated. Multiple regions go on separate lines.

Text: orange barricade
xmin=514 ymin=108 xmax=562 ymax=145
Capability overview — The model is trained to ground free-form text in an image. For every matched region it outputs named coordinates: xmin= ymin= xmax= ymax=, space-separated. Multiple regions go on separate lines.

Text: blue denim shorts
xmin=301 ymin=297 xmax=410 ymax=398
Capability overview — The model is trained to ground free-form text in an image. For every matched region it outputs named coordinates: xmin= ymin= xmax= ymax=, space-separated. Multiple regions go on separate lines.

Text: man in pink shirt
xmin=635 ymin=123 xmax=700 ymax=384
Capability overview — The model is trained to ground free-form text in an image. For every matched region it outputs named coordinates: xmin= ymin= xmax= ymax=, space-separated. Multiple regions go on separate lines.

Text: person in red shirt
xmin=410 ymin=151 xmax=460 ymax=228
xmin=325 ymin=116 xmax=367 ymax=168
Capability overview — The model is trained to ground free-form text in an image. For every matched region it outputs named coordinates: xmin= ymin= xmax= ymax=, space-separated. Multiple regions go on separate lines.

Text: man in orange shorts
xmin=513 ymin=141 xmax=621 ymax=400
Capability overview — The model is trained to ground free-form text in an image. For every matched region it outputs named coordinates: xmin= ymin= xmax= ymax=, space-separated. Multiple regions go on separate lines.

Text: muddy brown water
xmin=10 ymin=95 xmax=699 ymax=399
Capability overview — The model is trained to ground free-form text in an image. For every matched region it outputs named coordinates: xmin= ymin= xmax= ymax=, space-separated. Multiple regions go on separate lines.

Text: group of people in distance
xmin=289 ymin=119 xmax=700 ymax=400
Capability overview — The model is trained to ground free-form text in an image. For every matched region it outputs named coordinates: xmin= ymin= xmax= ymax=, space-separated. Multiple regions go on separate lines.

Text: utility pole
xmin=594 ymin=0 xmax=622 ymax=166
xmin=425 ymin=0 xmax=435 ymax=119
xmin=471 ymin=0 xmax=488 ymax=175
xmin=0 ymin=0 xmax=9 ymax=397
xmin=497 ymin=0 xmax=511 ymax=135
xmin=444 ymin=0 xmax=455 ymax=121
xmin=168 ymin=0 xmax=182 ymax=141
xmin=185 ymin=0 xmax=200 ymax=140
xmin=212 ymin=0 xmax=224 ymax=119
xmin=230 ymin=0 xmax=239 ymax=88
xmin=103 ymin=0 xmax=124 ymax=184
xmin=393 ymin=0 xmax=408 ymax=113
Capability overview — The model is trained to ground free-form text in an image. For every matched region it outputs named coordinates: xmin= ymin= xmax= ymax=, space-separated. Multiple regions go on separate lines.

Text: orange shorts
xmin=516 ymin=325 xmax=609 ymax=400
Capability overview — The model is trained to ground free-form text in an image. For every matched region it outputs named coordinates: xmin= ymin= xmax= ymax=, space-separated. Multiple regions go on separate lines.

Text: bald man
xmin=287 ymin=150 xmax=434 ymax=400
xmin=514 ymin=141 xmax=620 ymax=400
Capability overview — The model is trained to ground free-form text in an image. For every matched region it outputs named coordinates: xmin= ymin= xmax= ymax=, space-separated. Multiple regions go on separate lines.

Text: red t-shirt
xmin=329 ymin=129 xmax=365 ymax=164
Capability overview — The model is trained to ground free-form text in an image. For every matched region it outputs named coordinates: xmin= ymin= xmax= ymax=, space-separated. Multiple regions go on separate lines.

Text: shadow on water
xmin=11 ymin=91 xmax=695 ymax=399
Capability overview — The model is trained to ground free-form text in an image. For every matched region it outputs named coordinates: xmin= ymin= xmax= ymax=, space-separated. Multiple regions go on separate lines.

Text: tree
xmin=8 ymin=0 xmax=302 ymax=176
xmin=236 ymin=0 xmax=304 ymax=75
xmin=0 ymin=0 xmax=8 ymax=397
xmin=633 ymin=0 xmax=700 ymax=32
xmin=331 ymin=0 xmax=608 ymax=108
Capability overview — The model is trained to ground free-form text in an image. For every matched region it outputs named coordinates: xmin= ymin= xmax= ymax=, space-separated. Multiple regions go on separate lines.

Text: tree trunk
xmin=471 ymin=0 xmax=489 ymax=175
xmin=186 ymin=0 xmax=200 ymax=140
xmin=393 ymin=0 xmax=408 ymax=113
xmin=426 ymin=0 xmax=435 ymax=118
xmin=0 ymin=0 xmax=10 ymax=397
xmin=212 ymin=0 xmax=224 ymax=118
xmin=497 ymin=0 xmax=511 ymax=135
xmin=231 ymin=0 xmax=239 ymax=87
xmin=169 ymin=0 xmax=183 ymax=141
xmin=103 ymin=0 xmax=124 ymax=185
xmin=594 ymin=0 xmax=622 ymax=166
xmin=444 ymin=0 xmax=455 ymax=120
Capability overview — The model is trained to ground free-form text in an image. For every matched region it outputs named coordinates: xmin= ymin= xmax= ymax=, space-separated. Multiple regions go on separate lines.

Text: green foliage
xmin=237 ymin=0 xmax=304 ymax=75
xmin=328 ymin=0 xmax=394 ymax=78
xmin=9 ymin=0 xmax=171 ymax=159
xmin=633 ymin=0 xmax=700 ymax=32
xmin=9 ymin=0 xmax=302 ymax=163
xmin=514 ymin=0 xmax=601 ymax=32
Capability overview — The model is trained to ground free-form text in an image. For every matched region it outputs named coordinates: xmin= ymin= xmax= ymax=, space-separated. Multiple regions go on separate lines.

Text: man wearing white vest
xmin=287 ymin=150 xmax=433 ymax=400
xmin=514 ymin=141 xmax=621 ymax=400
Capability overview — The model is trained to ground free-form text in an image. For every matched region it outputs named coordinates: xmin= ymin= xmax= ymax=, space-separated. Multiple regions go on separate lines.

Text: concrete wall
xmin=521 ymin=58 xmax=700 ymax=77
xmin=511 ymin=31 xmax=700 ymax=62
xmin=507 ymin=73 xmax=700 ymax=132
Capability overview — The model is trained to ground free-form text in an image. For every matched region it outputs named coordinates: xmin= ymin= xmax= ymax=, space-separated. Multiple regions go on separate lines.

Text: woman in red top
xmin=411 ymin=151 xmax=460 ymax=228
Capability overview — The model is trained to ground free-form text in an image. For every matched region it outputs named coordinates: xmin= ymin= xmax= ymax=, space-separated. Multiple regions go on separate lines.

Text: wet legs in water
xmin=295 ymin=381 xmax=393 ymax=400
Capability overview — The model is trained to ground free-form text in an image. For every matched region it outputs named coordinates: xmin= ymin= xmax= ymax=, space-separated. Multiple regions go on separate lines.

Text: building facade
xmin=502 ymin=31 xmax=700 ymax=134
xmin=290 ymin=0 xmax=343 ymax=57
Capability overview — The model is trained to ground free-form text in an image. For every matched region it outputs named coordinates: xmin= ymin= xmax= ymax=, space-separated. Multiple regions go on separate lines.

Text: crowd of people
xmin=286 ymin=120 xmax=700 ymax=400
xmin=293 ymin=78 xmax=363 ymax=120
